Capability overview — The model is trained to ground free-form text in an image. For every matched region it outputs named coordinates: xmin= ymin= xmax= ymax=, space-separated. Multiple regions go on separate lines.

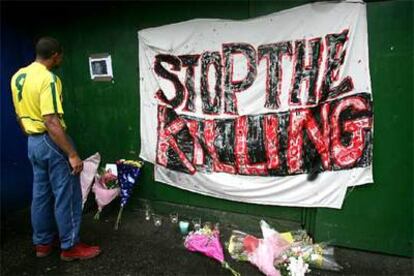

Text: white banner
xmin=138 ymin=1 xmax=373 ymax=208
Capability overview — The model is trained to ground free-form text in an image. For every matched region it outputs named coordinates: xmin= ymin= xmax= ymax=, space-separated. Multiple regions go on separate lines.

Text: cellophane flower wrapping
xmin=276 ymin=231 xmax=342 ymax=272
xmin=92 ymin=175 xmax=120 ymax=219
xmin=184 ymin=225 xmax=240 ymax=276
xmin=185 ymin=226 xmax=225 ymax=263
xmin=92 ymin=167 xmax=120 ymax=220
xmin=228 ymin=221 xmax=321 ymax=276
xmin=227 ymin=230 xmax=248 ymax=261
xmin=227 ymin=221 xmax=290 ymax=276
xmin=80 ymin=152 xmax=101 ymax=209
xmin=98 ymin=168 xmax=118 ymax=189
xmin=117 ymin=160 xmax=143 ymax=208
xmin=114 ymin=159 xmax=143 ymax=229
xmin=247 ymin=220 xmax=291 ymax=276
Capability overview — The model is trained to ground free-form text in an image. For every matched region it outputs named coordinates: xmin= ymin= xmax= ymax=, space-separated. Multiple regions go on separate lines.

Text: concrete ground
xmin=1 ymin=207 xmax=412 ymax=276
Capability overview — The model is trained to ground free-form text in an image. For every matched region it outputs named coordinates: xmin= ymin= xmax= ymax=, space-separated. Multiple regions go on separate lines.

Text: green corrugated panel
xmin=312 ymin=1 xmax=413 ymax=257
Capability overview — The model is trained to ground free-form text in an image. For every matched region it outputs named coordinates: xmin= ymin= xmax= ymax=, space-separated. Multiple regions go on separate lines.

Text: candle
xmin=179 ymin=221 xmax=190 ymax=235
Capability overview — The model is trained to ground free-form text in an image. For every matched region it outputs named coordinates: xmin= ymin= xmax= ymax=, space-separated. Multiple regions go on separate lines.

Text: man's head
xmin=35 ymin=37 xmax=63 ymax=69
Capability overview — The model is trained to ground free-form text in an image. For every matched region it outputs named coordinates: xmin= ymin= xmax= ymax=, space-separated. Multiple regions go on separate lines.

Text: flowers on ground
xmin=185 ymin=224 xmax=239 ymax=276
xmin=276 ymin=233 xmax=343 ymax=274
xmin=227 ymin=221 xmax=342 ymax=276
xmin=228 ymin=220 xmax=290 ymax=276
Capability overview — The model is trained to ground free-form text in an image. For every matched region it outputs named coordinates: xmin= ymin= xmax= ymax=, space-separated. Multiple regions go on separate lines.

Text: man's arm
xmin=16 ymin=117 xmax=28 ymax=136
xmin=43 ymin=114 xmax=83 ymax=174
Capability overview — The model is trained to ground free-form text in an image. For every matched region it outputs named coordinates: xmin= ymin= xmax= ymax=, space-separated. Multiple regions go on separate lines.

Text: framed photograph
xmin=89 ymin=54 xmax=113 ymax=81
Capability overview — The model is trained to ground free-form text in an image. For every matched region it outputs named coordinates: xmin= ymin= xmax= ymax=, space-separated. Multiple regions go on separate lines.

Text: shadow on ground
xmin=1 ymin=208 xmax=412 ymax=276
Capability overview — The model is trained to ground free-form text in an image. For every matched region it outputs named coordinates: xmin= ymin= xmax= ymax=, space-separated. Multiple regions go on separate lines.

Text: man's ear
xmin=51 ymin=52 xmax=62 ymax=68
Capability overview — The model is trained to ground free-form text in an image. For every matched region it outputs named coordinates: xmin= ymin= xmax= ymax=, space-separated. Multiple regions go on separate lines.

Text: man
xmin=10 ymin=37 xmax=101 ymax=261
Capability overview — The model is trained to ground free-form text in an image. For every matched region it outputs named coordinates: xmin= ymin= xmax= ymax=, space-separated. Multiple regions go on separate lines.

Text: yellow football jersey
xmin=10 ymin=62 xmax=66 ymax=134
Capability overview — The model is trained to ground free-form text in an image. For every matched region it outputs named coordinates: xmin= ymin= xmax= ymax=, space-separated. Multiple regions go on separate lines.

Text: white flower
xmin=291 ymin=246 xmax=303 ymax=256
xmin=287 ymin=256 xmax=309 ymax=276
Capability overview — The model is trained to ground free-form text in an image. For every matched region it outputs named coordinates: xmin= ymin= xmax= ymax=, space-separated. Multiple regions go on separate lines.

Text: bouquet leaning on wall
xmin=92 ymin=167 xmax=120 ymax=220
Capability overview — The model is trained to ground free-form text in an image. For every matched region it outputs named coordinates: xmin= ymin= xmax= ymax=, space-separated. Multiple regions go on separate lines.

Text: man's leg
xmin=45 ymin=137 xmax=82 ymax=250
xmin=29 ymin=138 xmax=57 ymax=247
xmin=43 ymin=134 xmax=100 ymax=261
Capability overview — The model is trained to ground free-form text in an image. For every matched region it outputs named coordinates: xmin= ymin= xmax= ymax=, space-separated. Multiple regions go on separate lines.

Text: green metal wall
xmin=47 ymin=1 xmax=303 ymax=223
xmin=26 ymin=0 xmax=412 ymax=256
xmin=312 ymin=1 xmax=413 ymax=257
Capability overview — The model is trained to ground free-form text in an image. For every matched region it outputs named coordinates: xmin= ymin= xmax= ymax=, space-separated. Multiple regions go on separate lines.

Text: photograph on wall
xmin=89 ymin=54 xmax=113 ymax=80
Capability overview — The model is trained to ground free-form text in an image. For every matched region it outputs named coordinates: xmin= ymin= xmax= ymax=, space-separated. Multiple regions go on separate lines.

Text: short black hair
xmin=35 ymin=37 xmax=62 ymax=59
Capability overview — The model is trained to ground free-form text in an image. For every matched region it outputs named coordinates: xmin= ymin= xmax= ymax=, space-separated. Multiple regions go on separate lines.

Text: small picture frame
xmin=89 ymin=54 xmax=113 ymax=81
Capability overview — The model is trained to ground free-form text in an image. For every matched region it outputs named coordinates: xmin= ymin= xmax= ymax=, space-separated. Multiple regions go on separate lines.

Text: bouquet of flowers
xmin=276 ymin=230 xmax=342 ymax=273
xmin=227 ymin=220 xmax=291 ymax=276
xmin=227 ymin=222 xmax=341 ymax=276
xmin=276 ymin=245 xmax=310 ymax=276
xmin=227 ymin=230 xmax=260 ymax=262
xmin=98 ymin=168 xmax=118 ymax=189
xmin=185 ymin=224 xmax=239 ymax=276
xmin=114 ymin=159 xmax=144 ymax=230
xmin=92 ymin=167 xmax=120 ymax=220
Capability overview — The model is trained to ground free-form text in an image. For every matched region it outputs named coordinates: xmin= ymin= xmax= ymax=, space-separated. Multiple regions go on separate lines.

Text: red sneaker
xmin=35 ymin=244 xmax=53 ymax=257
xmin=77 ymin=242 xmax=100 ymax=251
xmin=60 ymin=243 xmax=101 ymax=261
xmin=35 ymin=237 xmax=60 ymax=257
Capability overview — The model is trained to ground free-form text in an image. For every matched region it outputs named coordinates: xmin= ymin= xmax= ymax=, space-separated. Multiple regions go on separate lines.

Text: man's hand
xmin=69 ymin=154 xmax=83 ymax=175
